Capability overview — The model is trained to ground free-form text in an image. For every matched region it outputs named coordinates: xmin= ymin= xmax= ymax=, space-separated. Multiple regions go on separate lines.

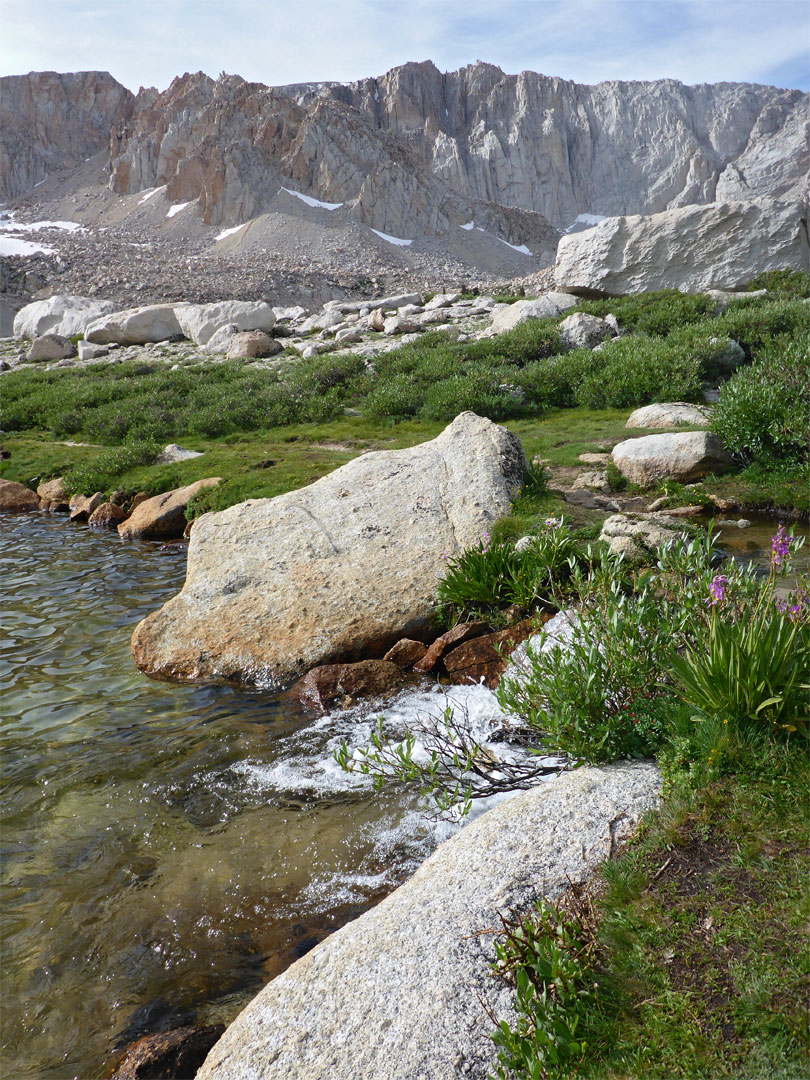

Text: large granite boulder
xmin=612 ymin=431 xmax=733 ymax=485
xmin=12 ymin=295 xmax=116 ymax=339
xmin=554 ymin=199 xmax=810 ymax=296
xmin=174 ymin=301 xmax=276 ymax=346
xmin=626 ymin=403 xmax=711 ymax=429
xmin=197 ymin=761 xmax=661 ymax=1080
xmin=118 ymin=478 xmax=222 ymax=540
xmin=84 ymin=304 xmax=184 ymax=345
xmin=130 ymin=413 xmax=528 ymax=688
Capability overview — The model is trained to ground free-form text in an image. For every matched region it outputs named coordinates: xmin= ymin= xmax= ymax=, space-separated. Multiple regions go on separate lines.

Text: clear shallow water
xmin=1 ymin=516 xmax=514 ymax=1080
xmin=713 ymin=515 xmax=809 ymax=582
xmin=5 ymin=512 xmax=804 ymax=1080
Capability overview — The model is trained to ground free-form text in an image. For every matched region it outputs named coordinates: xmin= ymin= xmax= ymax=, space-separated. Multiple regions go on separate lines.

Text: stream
xmin=2 ymin=515 xmax=510 ymax=1079
xmin=2 ymin=510 xmax=806 ymax=1078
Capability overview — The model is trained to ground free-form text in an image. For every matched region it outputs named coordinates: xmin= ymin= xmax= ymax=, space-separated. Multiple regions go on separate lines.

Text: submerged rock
xmin=197 ymin=762 xmax=661 ymax=1080
xmin=88 ymin=501 xmax=128 ymax=528
xmin=130 ymin=413 xmax=527 ymax=688
xmin=68 ymin=491 xmax=104 ymax=521
xmin=112 ymin=1024 xmax=225 ymax=1080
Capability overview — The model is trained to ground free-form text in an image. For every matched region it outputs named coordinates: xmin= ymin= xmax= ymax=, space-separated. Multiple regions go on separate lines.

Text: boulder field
xmin=197 ymin=761 xmax=662 ymax=1080
xmin=130 ymin=412 xmax=528 ymax=688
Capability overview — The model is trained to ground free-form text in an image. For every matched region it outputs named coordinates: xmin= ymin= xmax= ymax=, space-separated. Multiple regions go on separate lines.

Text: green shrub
xmin=713 ymin=298 xmax=810 ymax=357
xmin=362 ymin=373 xmax=424 ymax=421
xmin=746 ymin=268 xmax=810 ymax=299
xmin=574 ymin=334 xmax=703 ymax=409
xmin=577 ymin=289 xmax=716 ymax=336
xmin=62 ymin=440 xmax=160 ymax=496
xmin=497 ymin=534 xmax=727 ymax=763
xmin=419 ymin=372 xmax=526 ymax=422
xmin=491 ymin=894 xmax=598 ymax=1078
xmin=712 ymin=333 xmax=810 ymax=464
xmin=518 ymin=348 xmax=603 ymax=409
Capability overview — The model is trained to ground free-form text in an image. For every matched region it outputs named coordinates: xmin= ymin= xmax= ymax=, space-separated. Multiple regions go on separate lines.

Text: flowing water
xmin=2 ymin=511 xmax=806 ymax=1079
xmin=1 ymin=515 xmax=514 ymax=1080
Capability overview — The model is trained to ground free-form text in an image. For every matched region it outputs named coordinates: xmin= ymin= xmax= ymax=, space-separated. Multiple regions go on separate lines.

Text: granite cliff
xmin=3 ymin=62 xmax=806 ymax=233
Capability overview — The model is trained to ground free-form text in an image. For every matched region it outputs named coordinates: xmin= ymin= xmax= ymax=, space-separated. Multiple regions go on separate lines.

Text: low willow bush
xmin=62 ymin=440 xmax=160 ymax=496
xmin=712 ymin=333 xmax=810 ymax=465
xmin=712 ymin=296 xmax=810 ymax=357
xmin=576 ymin=288 xmax=716 ymax=336
xmin=496 ymin=541 xmax=712 ymax=762
xmin=746 ymin=267 xmax=810 ymax=299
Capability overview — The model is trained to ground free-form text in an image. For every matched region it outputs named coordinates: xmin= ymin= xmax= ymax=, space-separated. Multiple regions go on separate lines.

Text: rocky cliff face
xmin=330 ymin=61 xmax=808 ymax=227
xmin=0 ymin=71 xmax=134 ymax=201
xmin=3 ymin=62 xmax=807 ymax=251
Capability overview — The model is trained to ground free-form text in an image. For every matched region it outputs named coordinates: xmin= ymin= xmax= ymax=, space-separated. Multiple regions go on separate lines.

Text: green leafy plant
xmin=670 ymin=526 xmax=810 ymax=731
xmin=711 ymin=333 xmax=810 ymax=465
xmin=437 ymin=535 xmax=523 ymax=612
xmin=746 ymin=267 xmax=810 ymax=299
xmin=490 ymin=887 xmax=600 ymax=1079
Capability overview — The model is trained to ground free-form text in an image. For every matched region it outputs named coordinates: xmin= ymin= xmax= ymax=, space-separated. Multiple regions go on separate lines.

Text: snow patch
xmin=166 ymin=202 xmax=192 ymax=218
xmin=137 ymin=186 xmax=167 ymax=205
xmin=0 ymin=236 xmax=57 ymax=256
xmin=466 ymin=224 xmax=532 ymax=255
xmin=370 ymin=228 xmax=413 ymax=247
xmin=216 ymin=223 xmax=248 ymax=241
xmin=565 ymin=213 xmax=607 ymax=233
xmin=459 ymin=221 xmax=475 ymax=231
xmin=0 ymin=214 xmax=84 ymax=234
xmin=497 ymin=238 xmax=532 ymax=255
xmin=280 ymin=187 xmax=343 ymax=211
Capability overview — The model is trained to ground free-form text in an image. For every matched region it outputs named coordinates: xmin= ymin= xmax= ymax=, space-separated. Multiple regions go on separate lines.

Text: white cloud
xmin=0 ymin=0 xmax=806 ymax=93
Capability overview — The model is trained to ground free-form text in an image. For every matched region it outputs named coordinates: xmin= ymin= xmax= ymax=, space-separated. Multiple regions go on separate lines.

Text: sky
xmin=1 ymin=0 xmax=808 ymax=93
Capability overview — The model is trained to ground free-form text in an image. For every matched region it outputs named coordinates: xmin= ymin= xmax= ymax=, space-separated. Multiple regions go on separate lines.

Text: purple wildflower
xmin=708 ymin=574 xmax=729 ymax=605
xmin=771 ymin=524 xmax=791 ymax=568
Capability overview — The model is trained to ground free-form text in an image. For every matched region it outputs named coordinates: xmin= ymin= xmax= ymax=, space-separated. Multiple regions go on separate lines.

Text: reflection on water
xmin=713 ymin=515 xmax=809 ymax=585
xmin=1 ymin=516 xmax=453 ymax=1080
